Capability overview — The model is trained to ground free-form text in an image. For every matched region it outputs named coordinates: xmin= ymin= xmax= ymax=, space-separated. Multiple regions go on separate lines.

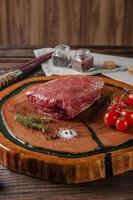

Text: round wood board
xmin=0 ymin=75 xmax=133 ymax=184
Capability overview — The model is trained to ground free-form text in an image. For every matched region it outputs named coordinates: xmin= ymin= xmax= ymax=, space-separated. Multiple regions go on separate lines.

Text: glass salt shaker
xmin=71 ymin=49 xmax=93 ymax=72
xmin=52 ymin=44 xmax=70 ymax=67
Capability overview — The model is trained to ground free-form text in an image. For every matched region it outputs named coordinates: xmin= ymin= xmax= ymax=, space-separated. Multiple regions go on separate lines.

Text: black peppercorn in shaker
xmin=52 ymin=44 xmax=70 ymax=67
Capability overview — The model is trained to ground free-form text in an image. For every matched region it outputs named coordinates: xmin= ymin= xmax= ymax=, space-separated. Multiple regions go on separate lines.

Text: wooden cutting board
xmin=0 ymin=76 xmax=132 ymax=184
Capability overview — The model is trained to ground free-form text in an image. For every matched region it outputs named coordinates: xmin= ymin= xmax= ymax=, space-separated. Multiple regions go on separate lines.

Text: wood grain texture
xmin=0 ymin=76 xmax=132 ymax=184
xmin=0 ymin=76 xmax=106 ymax=184
xmin=0 ymin=45 xmax=132 ymax=73
xmin=0 ymin=0 xmax=133 ymax=46
xmin=0 ymin=166 xmax=132 ymax=200
xmin=0 ymin=46 xmax=132 ymax=199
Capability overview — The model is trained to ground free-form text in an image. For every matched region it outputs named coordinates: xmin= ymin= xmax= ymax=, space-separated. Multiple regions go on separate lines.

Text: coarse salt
xmin=57 ymin=128 xmax=78 ymax=140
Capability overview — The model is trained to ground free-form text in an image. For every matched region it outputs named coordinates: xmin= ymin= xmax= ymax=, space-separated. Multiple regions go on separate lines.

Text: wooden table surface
xmin=0 ymin=45 xmax=133 ymax=200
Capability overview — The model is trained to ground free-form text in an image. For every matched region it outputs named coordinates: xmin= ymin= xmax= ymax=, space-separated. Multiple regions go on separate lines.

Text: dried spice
xmin=52 ymin=44 xmax=70 ymax=67
xmin=71 ymin=49 xmax=93 ymax=72
xmin=103 ymin=61 xmax=117 ymax=69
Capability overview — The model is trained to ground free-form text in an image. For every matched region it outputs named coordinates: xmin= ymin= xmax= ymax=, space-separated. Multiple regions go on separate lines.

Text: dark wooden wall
xmin=0 ymin=0 xmax=133 ymax=46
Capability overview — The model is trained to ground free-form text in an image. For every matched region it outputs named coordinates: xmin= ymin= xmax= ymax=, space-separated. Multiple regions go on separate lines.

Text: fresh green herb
xmin=25 ymin=115 xmax=53 ymax=124
xmin=15 ymin=113 xmax=57 ymax=139
xmin=15 ymin=113 xmax=48 ymax=133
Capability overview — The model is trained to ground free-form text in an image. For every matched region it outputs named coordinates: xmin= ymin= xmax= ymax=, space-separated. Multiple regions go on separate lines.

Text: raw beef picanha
xmin=26 ymin=76 xmax=104 ymax=119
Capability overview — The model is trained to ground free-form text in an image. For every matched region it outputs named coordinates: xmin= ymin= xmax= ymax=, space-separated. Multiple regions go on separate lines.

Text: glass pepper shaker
xmin=71 ymin=49 xmax=93 ymax=72
xmin=52 ymin=44 xmax=70 ymax=67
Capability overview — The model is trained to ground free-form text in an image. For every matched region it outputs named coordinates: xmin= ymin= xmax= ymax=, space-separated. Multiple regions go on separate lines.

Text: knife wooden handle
xmin=0 ymin=70 xmax=22 ymax=90
xmin=0 ymin=52 xmax=53 ymax=91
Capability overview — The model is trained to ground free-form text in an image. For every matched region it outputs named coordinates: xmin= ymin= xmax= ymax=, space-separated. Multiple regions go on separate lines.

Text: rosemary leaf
xmin=27 ymin=115 xmax=53 ymax=123
xmin=15 ymin=114 xmax=48 ymax=133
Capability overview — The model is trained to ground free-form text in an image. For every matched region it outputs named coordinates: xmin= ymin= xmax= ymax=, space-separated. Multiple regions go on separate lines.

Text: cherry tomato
xmin=121 ymin=110 xmax=133 ymax=125
xmin=109 ymin=101 xmax=127 ymax=112
xmin=120 ymin=98 xmax=127 ymax=105
xmin=107 ymin=105 xmax=116 ymax=112
xmin=104 ymin=111 xmax=120 ymax=127
xmin=116 ymin=118 xmax=128 ymax=132
xmin=118 ymin=103 xmax=127 ymax=112
xmin=112 ymin=95 xmax=121 ymax=102
xmin=111 ymin=100 xmax=119 ymax=105
xmin=112 ymin=96 xmax=126 ymax=105
xmin=127 ymin=92 xmax=133 ymax=107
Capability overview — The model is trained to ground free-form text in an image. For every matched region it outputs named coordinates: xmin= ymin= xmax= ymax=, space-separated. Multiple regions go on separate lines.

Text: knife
xmin=0 ymin=52 xmax=53 ymax=90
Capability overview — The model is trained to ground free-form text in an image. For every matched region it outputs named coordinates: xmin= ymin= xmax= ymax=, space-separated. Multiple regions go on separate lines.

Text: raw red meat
xmin=26 ymin=76 xmax=104 ymax=119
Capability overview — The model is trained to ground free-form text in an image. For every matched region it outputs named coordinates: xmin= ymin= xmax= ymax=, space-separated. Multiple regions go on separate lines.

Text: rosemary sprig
xmin=15 ymin=113 xmax=57 ymax=140
xmin=26 ymin=115 xmax=53 ymax=123
xmin=15 ymin=113 xmax=49 ymax=133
